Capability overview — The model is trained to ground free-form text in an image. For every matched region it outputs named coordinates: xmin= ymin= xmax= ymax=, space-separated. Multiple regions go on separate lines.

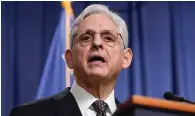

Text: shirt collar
xmin=104 ymin=89 xmax=117 ymax=114
xmin=70 ymin=81 xmax=117 ymax=115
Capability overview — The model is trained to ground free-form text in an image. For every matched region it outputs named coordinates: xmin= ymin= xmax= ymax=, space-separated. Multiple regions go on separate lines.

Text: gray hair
xmin=70 ymin=4 xmax=129 ymax=48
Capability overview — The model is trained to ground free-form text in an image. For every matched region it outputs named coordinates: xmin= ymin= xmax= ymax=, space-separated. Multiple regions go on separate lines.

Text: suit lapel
xmin=51 ymin=88 xmax=82 ymax=116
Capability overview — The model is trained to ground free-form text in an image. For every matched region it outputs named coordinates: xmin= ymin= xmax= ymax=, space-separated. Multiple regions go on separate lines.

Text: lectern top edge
xmin=131 ymin=95 xmax=195 ymax=113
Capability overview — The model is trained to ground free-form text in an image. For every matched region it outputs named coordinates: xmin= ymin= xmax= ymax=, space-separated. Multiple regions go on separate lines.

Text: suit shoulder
xmin=10 ymin=97 xmax=54 ymax=116
xmin=22 ymin=97 xmax=51 ymax=107
xmin=16 ymin=88 xmax=70 ymax=108
xmin=10 ymin=88 xmax=71 ymax=116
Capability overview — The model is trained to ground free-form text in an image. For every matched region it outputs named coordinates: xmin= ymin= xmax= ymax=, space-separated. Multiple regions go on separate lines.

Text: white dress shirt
xmin=70 ymin=81 xmax=117 ymax=116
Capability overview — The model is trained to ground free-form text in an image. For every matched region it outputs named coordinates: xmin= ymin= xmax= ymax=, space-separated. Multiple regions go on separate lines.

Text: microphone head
xmin=164 ymin=91 xmax=184 ymax=101
xmin=164 ymin=92 xmax=174 ymax=100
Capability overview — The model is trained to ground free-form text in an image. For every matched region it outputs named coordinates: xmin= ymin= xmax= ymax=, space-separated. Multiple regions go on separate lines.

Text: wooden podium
xmin=113 ymin=95 xmax=195 ymax=116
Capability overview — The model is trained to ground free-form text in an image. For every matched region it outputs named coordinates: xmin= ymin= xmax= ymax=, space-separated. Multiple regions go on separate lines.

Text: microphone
xmin=164 ymin=92 xmax=195 ymax=105
xmin=164 ymin=92 xmax=185 ymax=101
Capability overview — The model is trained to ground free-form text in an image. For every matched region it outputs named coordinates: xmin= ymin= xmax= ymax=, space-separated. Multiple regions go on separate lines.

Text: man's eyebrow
xmin=81 ymin=29 xmax=115 ymax=33
xmin=81 ymin=29 xmax=95 ymax=32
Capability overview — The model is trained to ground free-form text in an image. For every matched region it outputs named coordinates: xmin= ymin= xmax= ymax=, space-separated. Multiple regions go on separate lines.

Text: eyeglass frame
xmin=71 ymin=30 xmax=125 ymax=49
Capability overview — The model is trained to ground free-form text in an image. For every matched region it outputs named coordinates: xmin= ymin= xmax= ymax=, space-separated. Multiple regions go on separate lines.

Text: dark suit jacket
xmin=10 ymin=88 xmax=120 ymax=116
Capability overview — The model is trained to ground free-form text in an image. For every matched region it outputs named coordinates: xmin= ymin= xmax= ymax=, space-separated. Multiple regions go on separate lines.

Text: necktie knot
xmin=92 ymin=100 xmax=108 ymax=116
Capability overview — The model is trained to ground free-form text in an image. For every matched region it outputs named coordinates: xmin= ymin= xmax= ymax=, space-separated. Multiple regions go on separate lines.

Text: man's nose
xmin=92 ymin=34 xmax=103 ymax=49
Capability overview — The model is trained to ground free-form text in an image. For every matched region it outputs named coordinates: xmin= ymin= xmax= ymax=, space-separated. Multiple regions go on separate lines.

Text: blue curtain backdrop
xmin=2 ymin=1 xmax=195 ymax=116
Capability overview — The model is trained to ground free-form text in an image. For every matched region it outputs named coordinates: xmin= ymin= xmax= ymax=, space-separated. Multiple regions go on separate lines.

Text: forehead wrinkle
xmin=78 ymin=24 xmax=113 ymax=34
xmin=97 ymin=24 xmax=115 ymax=33
xmin=82 ymin=24 xmax=118 ymax=33
xmin=78 ymin=13 xmax=120 ymax=33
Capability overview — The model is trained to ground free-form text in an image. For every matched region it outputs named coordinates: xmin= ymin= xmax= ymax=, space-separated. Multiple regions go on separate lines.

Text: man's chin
xmin=87 ymin=71 xmax=108 ymax=80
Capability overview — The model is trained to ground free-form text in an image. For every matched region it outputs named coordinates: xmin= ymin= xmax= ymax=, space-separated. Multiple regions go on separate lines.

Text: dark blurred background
xmin=2 ymin=1 xmax=195 ymax=116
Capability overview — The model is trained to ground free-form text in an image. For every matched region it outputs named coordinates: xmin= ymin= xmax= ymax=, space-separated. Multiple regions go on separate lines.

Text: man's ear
xmin=65 ymin=49 xmax=73 ymax=69
xmin=122 ymin=48 xmax=133 ymax=68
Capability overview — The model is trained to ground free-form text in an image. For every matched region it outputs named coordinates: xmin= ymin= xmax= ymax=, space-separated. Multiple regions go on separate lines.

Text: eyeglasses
xmin=72 ymin=30 xmax=124 ymax=48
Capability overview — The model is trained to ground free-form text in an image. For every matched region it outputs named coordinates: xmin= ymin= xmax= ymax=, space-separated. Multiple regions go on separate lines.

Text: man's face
xmin=66 ymin=13 xmax=132 ymax=82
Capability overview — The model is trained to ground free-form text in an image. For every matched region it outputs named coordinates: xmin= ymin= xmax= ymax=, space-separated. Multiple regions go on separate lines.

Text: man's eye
xmin=80 ymin=35 xmax=92 ymax=41
xmin=103 ymin=35 xmax=115 ymax=42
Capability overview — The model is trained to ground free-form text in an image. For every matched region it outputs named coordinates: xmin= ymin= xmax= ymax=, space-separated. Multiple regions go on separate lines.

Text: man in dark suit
xmin=10 ymin=4 xmax=133 ymax=116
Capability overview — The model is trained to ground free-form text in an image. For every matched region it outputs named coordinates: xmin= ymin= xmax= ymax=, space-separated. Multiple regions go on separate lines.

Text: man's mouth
xmin=88 ymin=56 xmax=106 ymax=63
